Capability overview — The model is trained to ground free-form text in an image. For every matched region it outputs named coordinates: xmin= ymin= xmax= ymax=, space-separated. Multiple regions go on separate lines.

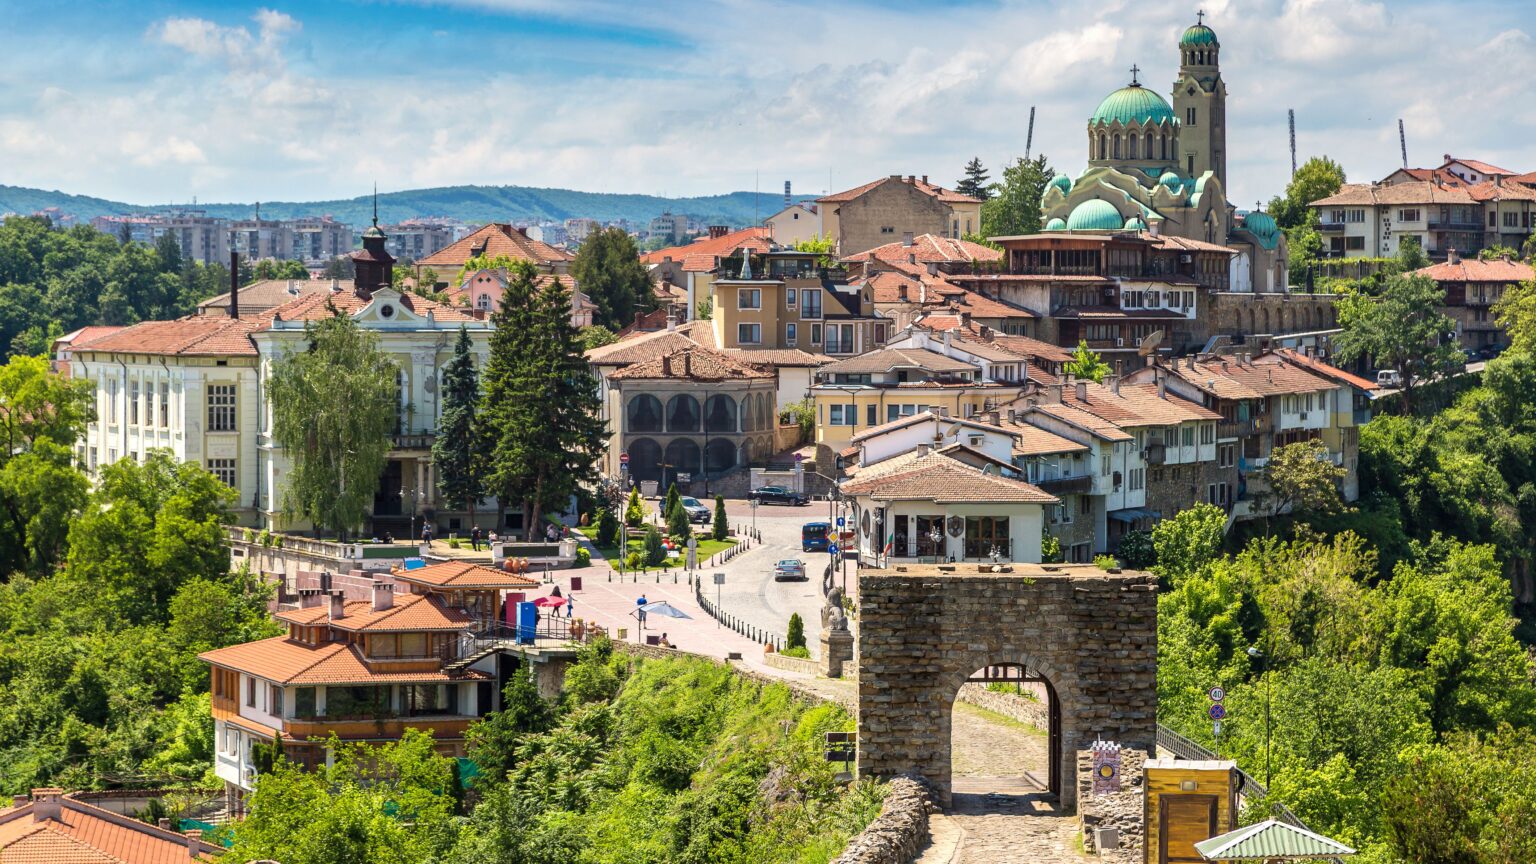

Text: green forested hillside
xmin=1 ymin=183 xmax=815 ymax=228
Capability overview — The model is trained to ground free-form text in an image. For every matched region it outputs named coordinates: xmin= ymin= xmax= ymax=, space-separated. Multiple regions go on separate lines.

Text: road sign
xmin=1208 ymin=704 xmax=1227 ymax=721
xmin=619 ymin=452 xmax=630 ymax=464
xmin=1208 ymin=686 xmax=1226 ymax=702
xmin=677 ymin=472 xmax=691 ymax=482
xmin=713 ymin=572 xmax=725 ymax=585
xmin=836 ymin=517 xmax=845 ymax=527
xmin=1213 ymin=720 xmax=1222 ymax=737
xmin=750 ymin=498 xmax=759 ymax=509
xmin=794 ymin=453 xmax=804 ymax=462
xmin=828 ymin=544 xmax=839 ymax=557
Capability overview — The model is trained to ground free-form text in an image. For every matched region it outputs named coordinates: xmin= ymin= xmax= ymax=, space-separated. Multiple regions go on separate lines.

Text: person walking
xmin=421 ymin=524 xmax=433 ymax=548
xmin=565 ymin=595 xmax=574 ymax=619
xmin=471 ymin=525 xmax=482 ymax=552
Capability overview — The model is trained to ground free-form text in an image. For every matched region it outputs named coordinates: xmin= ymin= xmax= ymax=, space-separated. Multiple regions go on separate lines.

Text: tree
xmin=955 ymin=157 xmax=991 ymax=201
xmin=433 ymin=326 xmax=485 ymax=526
xmin=1064 ymin=339 xmax=1110 ymax=383
xmin=792 ymin=234 xmax=836 ymax=267
xmin=581 ymin=324 xmax=616 ymax=350
xmin=1381 ymin=727 xmax=1536 ymax=864
xmin=664 ymin=482 xmax=681 ymax=520
xmin=712 ymin=494 xmax=728 ymax=541
xmin=666 ymin=497 xmax=690 ymax=541
xmin=268 ymin=307 xmax=398 ymax=537
xmin=467 ymin=664 xmax=554 ymax=783
xmin=594 ymin=508 xmax=617 ymax=548
xmin=571 ymin=227 xmax=653 ymax=328
xmin=643 ymin=525 xmax=665 ymax=567
xmin=980 ymin=154 xmax=1053 ymax=238
xmin=1397 ymin=234 xmax=1429 ymax=272
xmin=624 ymin=487 xmax=644 ymax=528
xmin=695 ymin=297 xmax=713 ymax=320
xmin=1262 ymin=439 xmax=1348 ymax=523
xmin=1479 ymin=244 xmax=1519 ymax=261
xmin=1267 ymin=156 xmax=1346 ymax=230
xmin=0 ymin=355 xmax=95 ymax=575
xmin=1152 ymin=502 xmax=1227 ymax=585
xmin=1334 ymin=272 xmax=1463 ymax=414
xmin=786 ymin=613 xmax=806 ymax=650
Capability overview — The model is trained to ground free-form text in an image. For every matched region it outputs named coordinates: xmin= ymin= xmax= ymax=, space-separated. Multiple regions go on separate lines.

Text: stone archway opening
xmin=952 ymin=662 xmax=1061 ymax=802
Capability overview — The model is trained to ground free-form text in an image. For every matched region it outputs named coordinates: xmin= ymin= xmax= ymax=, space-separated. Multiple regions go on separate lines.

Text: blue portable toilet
xmin=515 ymin=601 xmax=538 ymax=644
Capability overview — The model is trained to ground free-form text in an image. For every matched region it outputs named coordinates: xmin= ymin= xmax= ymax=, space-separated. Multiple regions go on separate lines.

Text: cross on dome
xmin=1197 ymin=9 xmax=1205 ymax=24
xmin=1130 ymin=64 xmax=1141 ymax=85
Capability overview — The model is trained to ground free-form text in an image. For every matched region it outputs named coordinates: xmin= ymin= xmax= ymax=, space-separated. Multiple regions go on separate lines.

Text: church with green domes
xmin=1042 ymin=15 xmax=1288 ymax=293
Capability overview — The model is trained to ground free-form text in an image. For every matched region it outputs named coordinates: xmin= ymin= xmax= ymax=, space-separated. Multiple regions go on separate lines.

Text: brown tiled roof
xmin=275 ymin=593 xmax=471 ymax=632
xmin=818 ymin=347 xmax=977 ymax=376
xmin=1416 ymin=257 xmax=1535 ymax=283
xmin=848 ymin=410 xmax=1015 ymax=444
xmin=720 ymin=348 xmax=828 ymax=367
xmin=393 ymin=560 xmax=541 ymax=590
xmin=197 ymin=278 xmax=330 ymax=314
xmin=1386 ymin=167 xmax=1467 ymax=186
xmin=1443 ymin=156 xmax=1516 ymax=176
xmin=418 ymin=223 xmax=573 ymax=268
xmin=945 ymin=273 xmax=1114 ymax=285
xmin=842 ymin=234 xmax=1001 ymax=268
xmin=1009 ymin=423 xmax=1091 ymax=456
xmin=817 ymin=176 xmax=982 ymax=205
xmin=73 ymin=317 xmax=262 ymax=357
xmin=1063 ymin=380 xmax=1221 ymax=427
xmin=1164 ymin=355 xmax=1337 ymax=399
xmin=864 ymin=270 xmax=930 ymax=303
xmin=55 ymin=326 xmax=125 ymax=349
xmin=1311 ymin=182 xmax=1476 ymax=207
xmin=200 ymin=636 xmax=488 ymax=685
xmin=840 ymin=452 xmax=1056 ymax=503
xmin=988 ymin=332 xmax=1073 ymax=364
xmin=0 ymin=793 xmax=217 ymax=863
xmin=945 ymin=290 xmax=1037 ymax=319
xmin=1273 ymin=349 xmax=1379 ymax=391
xmin=586 ymin=322 xmax=711 ymax=365
xmin=608 ymin=346 xmax=774 ymax=382
xmin=1143 ymin=234 xmax=1237 ymax=254
xmin=1056 ymin=306 xmax=1189 ymax=320
xmin=268 ymin=287 xmax=479 ymax=323
xmin=640 ymin=227 xmax=773 ymax=265
xmin=1027 ymin=402 xmax=1135 ymax=442
xmin=1465 ymin=181 xmax=1536 ymax=203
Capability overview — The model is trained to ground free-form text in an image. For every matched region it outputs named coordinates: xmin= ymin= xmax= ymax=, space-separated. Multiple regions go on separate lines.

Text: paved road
xmin=1370 ymin=359 xmax=1486 ymax=399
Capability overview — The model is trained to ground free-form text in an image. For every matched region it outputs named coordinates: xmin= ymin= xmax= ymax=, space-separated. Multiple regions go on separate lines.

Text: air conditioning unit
xmin=1116 ymin=338 xmax=1126 ymax=347
xmin=1180 ymin=254 xmax=1193 ymax=263
xmin=1299 ymin=411 xmax=1309 ymax=420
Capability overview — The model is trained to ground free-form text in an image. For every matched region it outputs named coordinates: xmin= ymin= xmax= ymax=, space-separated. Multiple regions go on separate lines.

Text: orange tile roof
xmin=394 ymin=560 xmax=540 ymax=590
xmin=275 ymin=592 xmax=471 ymax=632
xmin=1008 ymin=422 xmax=1091 ymax=456
xmin=586 ymin=322 xmax=712 ymax=365
xmin=55 ymin=326 xmax=126 ymax=349
xmin=817 ymin=176 xmax=982 ymax=205
xmin=840 ymin=452 xmax=1056 ymax=503
xmin=267 ymin=286 xmax=479 ymax=323
xmin=72 ymin=317 xmax=263 ymax=357
xmin=200 ymin=635 xmax=487 ymax=685
xmin=818 ymin=346 xmax=977 ymax=376
xmin=608 ymin=346 xmax=774 ymax=382
xmin=417 ymin=223 xmax=573 ymax=268
xmin=1441 ymin=156 xmax=1517 ymax=176
xmin=1062 ymin=380 xmax=1221 ymax=427
xmin=863 ymin=270 xmax=931 ymax=304
xmin=1416 ymin=257 xmax=1535 ymax=282
xmin=988 ymin=332 xmax=1074 ymax=364
xmin=1386 ymin=167 xmax=1467 ymax=186
xmin=0 ymin=793 xmax=217 ymax=863
xmin=1465 ymin=180 xmax=1536 ymax=203
xmin=1272 ymin=349 xmax=1379 ymax=391
xmin=1163 ymin=355 xmax=1337 ymax=399
xmin=842 ymin=234 xmax=1002 ymax=268
xmin=197 ymin=278 xmax=330 ymax=314
xmin=1027 ymin=401 xmax=1135 ymax=442
xmin=640 ymin=227 xmax=773 ymax=265
xmin=720 ymin=348 xmax=827 ymax=367
xmin=1311 ymin=181 xmax=1476 ymax=207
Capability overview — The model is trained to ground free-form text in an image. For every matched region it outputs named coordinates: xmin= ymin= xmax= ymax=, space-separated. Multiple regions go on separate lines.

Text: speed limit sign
xmin=1208 ymin=686 xmax=1226 ymax=702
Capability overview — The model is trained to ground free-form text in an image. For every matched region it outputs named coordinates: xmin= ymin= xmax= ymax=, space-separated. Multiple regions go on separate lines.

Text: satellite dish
xmin=1137 ymin=330 xmax=1164 ymax=356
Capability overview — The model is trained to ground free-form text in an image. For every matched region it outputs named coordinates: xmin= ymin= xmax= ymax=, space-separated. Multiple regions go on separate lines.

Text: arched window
xmin=1128 ymin=135 xmax=1138 ymax=160
xmin=626 ymin=394 xmax=663 ymax=433
xmin=759 ymin=393 xmax=772 ymax=429
xmin=704 ymin=438 xmax=735 ymax=473
xmin=476 ymin=293 xmax=492 ymax=311
xmin=741 ymin=395 xmax=757 ymax=432
xmin=627 ymin=438 xmax=662 ymax=483
xmin=1159 ymin=134 xmax=1167 ymax=160
xmin=1144 ymin=134 xmax=1154 ymax=160
xmin=739 ymin=440 xmax=754 ymax=466
xmin=1261 ymin=308 xmax=1270 ymax=332
xmin=394 ymin=367 xmax=406 ymax=434
xmin=704 ymin=394 xmax=738 ymax=433
xmin=664 ymin=438 xmax=701 ymax=476
xmin=1098 ymin=134 xmax=1108 ymax=160
xmin=1112 ymin=135 xmax=1121 ymax=160
xmin=666 ymin=394 xmax=700 ymax=432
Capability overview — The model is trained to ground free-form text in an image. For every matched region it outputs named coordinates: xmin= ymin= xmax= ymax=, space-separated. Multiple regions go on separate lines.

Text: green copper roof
xmin=1181 ymin=23 xmax=1218 ymax=47
xmin=1091 ymin=84 xmax=1174 ymax=126
xmin=1066 ymin=199 xmax=1124 ymax=231
xmin=1050 ymin=174 xmax=1073 ymax=195
xmin=1241 ymin=211 xmax=1280 ymax=250
xmin=1044 ymin=217 xmax=1067 ymax=231
xmin=1193 ymin=820 xmax=1354 ymax=860
xmin=1124 ymin=216 xmax=1147 ymax=230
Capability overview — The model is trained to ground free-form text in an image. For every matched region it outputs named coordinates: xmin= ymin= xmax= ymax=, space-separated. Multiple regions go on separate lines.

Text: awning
xmin=1108 ymin=508 xmax=1160 ymax=524
xmin=1194 ymin=819 xmax=1355 ymax=860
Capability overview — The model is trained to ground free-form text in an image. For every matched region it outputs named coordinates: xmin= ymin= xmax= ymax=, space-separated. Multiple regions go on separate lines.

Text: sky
xmin=0 ymin=0 xmax=1533 ymax=210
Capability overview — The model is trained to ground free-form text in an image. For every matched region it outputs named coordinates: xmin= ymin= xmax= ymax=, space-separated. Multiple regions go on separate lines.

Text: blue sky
xmin=0 ymin=0 xmax=1533 ymax=209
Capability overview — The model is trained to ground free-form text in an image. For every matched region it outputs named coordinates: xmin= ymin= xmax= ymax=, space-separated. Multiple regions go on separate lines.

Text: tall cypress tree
xmin=479 ymin=264 xmax=538 ymax=532
xmin=433 ymin=325 xmax=484 ymax=528
xmin=956 ymin=157 xmax=992 ymax=201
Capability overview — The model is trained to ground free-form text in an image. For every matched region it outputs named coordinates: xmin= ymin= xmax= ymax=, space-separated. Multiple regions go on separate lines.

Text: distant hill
xmin=0 ymin=183 xmax=819 ymax=229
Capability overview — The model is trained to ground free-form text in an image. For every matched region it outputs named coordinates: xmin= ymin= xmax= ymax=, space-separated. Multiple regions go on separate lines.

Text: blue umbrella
xmin=637 ymin=600 xmax=692 ymax=620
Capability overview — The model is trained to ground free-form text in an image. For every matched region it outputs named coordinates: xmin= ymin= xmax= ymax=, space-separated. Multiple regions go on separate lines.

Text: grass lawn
xmin=577 ymin=528 xmax=736 ymax=567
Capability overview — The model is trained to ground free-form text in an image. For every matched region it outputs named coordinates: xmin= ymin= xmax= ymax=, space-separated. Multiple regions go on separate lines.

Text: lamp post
xmin=1247 ymin=645 xmax=1272 ymax=788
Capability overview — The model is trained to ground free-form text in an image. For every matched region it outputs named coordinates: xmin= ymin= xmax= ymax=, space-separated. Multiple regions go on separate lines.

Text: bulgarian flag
xmin=883 ymin=532 xmax=895 ymax=557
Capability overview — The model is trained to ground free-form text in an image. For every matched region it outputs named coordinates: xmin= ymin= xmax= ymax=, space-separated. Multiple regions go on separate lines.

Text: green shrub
xmin=781 ymin=645 xmax=811 ymax=659
xmin=786 ymin=613 xmax=806 ymax=650
xmin=1115 ymin=529 xmax=1156 ymax=569
xmin=574 ymin=547 xmax=591 ymax=568
xmin=1093 ymin=554 xmax=1119 ymax=570
xmin=643 ymin=526 xmax=665 ymax=567
xmin=666 ymin=498 xmax=690 ymax=540
xmin=625 ymin=551 xmax=643 ymax=571
xmin=447 ymin=538 xmax=462 ymax=549
xmin=624 ymin=487 xmax=644 ymax=528
xmin=1041 ymin=532 xmax=1064 ymax=563
xmin=712 ymin=495 xmax=728 ymax=541
xmin=595 ymin=507 xmax=618 ymax=548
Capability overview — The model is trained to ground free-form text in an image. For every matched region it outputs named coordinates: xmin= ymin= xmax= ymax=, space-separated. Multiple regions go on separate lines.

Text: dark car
xmin=748 ymin=485 xmax=806 ymax=506
xmin=679 ymin=496 xmax=712 ymax=523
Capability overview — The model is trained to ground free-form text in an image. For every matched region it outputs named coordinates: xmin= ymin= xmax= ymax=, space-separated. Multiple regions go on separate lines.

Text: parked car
xmin=773 ymin=559 xmax=807 ymax=581
xmin=679 ymin=496 xmax=712 ymax=523
xmin=749 ymin=485 xmax=806 ymax=506
xmin=1376 ymin=369 xmax=1402 ymax=388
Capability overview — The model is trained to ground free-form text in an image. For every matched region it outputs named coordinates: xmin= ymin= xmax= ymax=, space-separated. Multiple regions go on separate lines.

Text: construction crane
xmin=1288 ymin=109 xmax=1297 ymax=177
xmin=1398 ymin=119 xmax=1408 ymax=169
xmin=1025 ymin=106 xmax=1036 ymax=160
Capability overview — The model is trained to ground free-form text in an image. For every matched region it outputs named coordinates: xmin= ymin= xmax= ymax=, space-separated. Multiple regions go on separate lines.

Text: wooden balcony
xmin=281 ymin=715 xmax=477 ymax=741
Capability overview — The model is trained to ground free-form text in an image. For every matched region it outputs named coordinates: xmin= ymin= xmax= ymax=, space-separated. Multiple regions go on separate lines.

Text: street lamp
xmin=1247 ymin=645 xmax=1272 ymax=788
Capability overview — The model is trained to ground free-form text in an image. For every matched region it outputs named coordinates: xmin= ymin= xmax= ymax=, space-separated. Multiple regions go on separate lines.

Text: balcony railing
xmin=1317 ymin=221 xmax=1346 ymax=232
xmin=392 ymin=433 xmax=435 ymax=450
xmin=824 ymin=341 xmax=855 ymax=355
xmin=1217 ymin=419 xmax=1257 ymax=439
xmin=1428 ymin=220 xmax=1484 ymax=231
xmin=1034 ymin=474 xmax=1094 ymax=495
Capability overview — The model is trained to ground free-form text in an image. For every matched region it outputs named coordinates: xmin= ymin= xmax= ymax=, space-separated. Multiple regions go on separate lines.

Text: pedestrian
xmin=471 ymin=525 xmax=482 ymax=552
xmin=421 ymin=524 xmax=433 ymax=547
xmin=546 ymin=522 xmax=558 ymax=542
xmin=659 ymin=632 xmax=671 ymax=648
xmin=566 ymin=595 xmax=574 ymax=619
xmin=551 ymin=584 xmax=563 ymax=598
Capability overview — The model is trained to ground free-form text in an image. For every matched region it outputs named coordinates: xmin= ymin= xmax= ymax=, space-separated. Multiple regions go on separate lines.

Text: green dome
xmin=1124 ymin=216 xmax=1147 ymax=231
xmin=1242 ymin=211 xmax=1280 ymax=250
xmin=1050 ymin=174 xmax=1073 ymax=195
xmin=1181 ymin=23 xmax=1217 ymax=47
xmin=1158 ymin=171 xmax=1183 ymax=190
xmin=1091 ymin=84 xmax=1175 ymax=126
xmin=1066 ymin=199 xmax=1125 ymax=231
xmin=1045 ymin=217 xmax=1067 ymax=231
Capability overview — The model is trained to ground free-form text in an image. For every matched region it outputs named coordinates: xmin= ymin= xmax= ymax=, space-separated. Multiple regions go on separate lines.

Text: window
xmin=1129 ymin=467 xmax=1144 ymax=491
xmin=866 ymin=404 xmax=877 ymax=426
xmin=1187 ymin=154 xmax=1196 ymax=175
xmin=1219 ymin=443 xmax=1235 ymax=468
xmin=880 ymin=226 xmax=895 ymax=234
xmin=826 ymin=324 xmax=855 ymax=354
xmin=738 ymin=288 xmax=761 ymax=310
xmin=107 ymin=378 xmax=117 ymax=420
xmin=1186 ymin=106 xmax=1197 ymax=125
xmin=208 ymin=458 xmax=237 ymax=488
xmin=800 ymin=290 xmax=823 ymax=319
xmin=737 ymin=323 xmax=761 ymax=344
xmin=246 ymin=676 xmax=256 ymax=708
xmin=785 ymin=323 xmax=797 ymax=345
xmin=786 ymin=289 xmax=797 ymax=307
xmin=159 ymin=381 xmax=170 ymax=427
xmin=1181 ymin=426 xmax=1195 ymax=447
xmin=1101 ymin=454 xmax=1111 ymax=476
xmin=88 ymin=447 xmax=97 ymax=470
xmin=1504 ymin=211 xmax=1520 ymax=228
xmin=1345 ymin=236 xmax=1365 ymax=251
xmin=476 ymin=293 xmax=492 ymax=311
xmin=208 ymin=384 xmax=237 ymax=432
xmin=294 ymin=687 xmax=316 ymax=718
xmin=886 ymin=403 xmax=918 ymax=422
xmin=270 ymin=684 xmax=284 ymax=717
xmin=129 ymin=381 xmax=139 ymax=425
xmin=1399 ymin=209 xmax=1420 ymax=222
xmin=1200 ymin=423 xmax=1214 ymax=445
xmin=828 ymin=404 xmax=857 ymax=426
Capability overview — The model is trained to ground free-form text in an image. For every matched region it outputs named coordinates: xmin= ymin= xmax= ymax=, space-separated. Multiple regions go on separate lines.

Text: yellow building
xmin=706 ymin=249 xmax=887 ymax=356
xmin=811 ymin=346 xmax=1025 ymax=451
xmin=817 ymin=175 xmax=983 ymax=257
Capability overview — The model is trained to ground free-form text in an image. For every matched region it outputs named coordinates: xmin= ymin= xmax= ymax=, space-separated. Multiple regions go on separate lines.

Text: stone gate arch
xmin=856 ymin=563 xmax=1157 ymax=812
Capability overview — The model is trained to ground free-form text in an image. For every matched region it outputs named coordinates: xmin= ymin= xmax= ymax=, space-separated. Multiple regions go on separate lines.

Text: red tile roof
xmin=818 ymin=346 xmax=978 ymax=376
xmin=418 ymin=223 xmax=572 ymax=269
xmin=276 ymin=592 xmax=471 ymax=632
xmin=1008 ymin=422 xmax=1091 ymax=456
xmin=200 ymin=635 xmax=487 ymax=685
xmin=1161 ymin=355 xmax=1338 ymax=399
xmin=1415 ymin=257 xmax=1535 ymax=283
xmin=640 ymin=227 xmax=773 ymax=265
xmin=840 ymin=452 xmax=1056 ymax=503
xmin=1273 ymin=349 xmax=1379 ymax=391
xmin=268 ymin=287 xmax=479 ymax=323
xmin=0 ymin=792 xmax=217 ymax=863
xmin=72 ymin=317 xmax=263 ymax=357
xmin=842 ymin=234 xmax=1002 ymax=269
xmin=1062 ymin=380 xmax=1221 ymax=427
xmin=817 ymin=176 xmax=982 ymax=205
xmin=394 ymin=560 xmax=541 ymax=590
xmin=1442 ymin=156 xmax=1517 ymax=176
xmin=608 ymin=346 xmax=775 ymax=382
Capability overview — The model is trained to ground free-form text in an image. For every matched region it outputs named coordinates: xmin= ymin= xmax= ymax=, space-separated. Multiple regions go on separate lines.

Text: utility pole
xmin=1398 ymin=119 xmax=1408 ymax=169
xmin=1025 ymin=106 xmax=1036 ymax=160
xmin=1287 ymin=109 xmax=1297 ymax=177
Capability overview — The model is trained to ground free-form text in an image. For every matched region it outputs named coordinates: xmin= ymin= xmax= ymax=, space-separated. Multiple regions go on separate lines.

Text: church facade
xmin=1041 ymin=17 xmax=1288 ymax=294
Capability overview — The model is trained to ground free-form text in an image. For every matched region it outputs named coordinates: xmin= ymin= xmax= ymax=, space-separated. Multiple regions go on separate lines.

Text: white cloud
xmin=1003 ymin=22 xmax=1125 ymax=92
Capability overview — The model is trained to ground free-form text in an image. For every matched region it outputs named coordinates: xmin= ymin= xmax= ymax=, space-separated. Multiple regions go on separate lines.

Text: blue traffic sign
xmin=827 ymin=544 xmax=839 ymax=556
xmin=1208 ymin=703 xmax=1227 ymax=721
xmin=836 ymin=517 xmax=846 ymax=527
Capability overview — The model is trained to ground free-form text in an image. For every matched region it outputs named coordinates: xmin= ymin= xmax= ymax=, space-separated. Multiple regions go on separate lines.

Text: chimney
xmin=917 ymin=443 xmax=932 ymax=456
xmin=1047 ymin=383 xmax=1063 ymax=403
xmin=1007 ymin=409 xmax=1018 ymax=423
xmin=1157 ymin=368 xmax=1168 ymax=399
xmin=906 ymin=175 xmax=916 ymax=184
xmin=1448 ymin=247 xmax=1461 ymax=265
xmin=371 ymin=578 xmax=393 ymax=612
xmin=185 ymin=829 xmax=204 ymax=858
xmin=298 ymin=587 xmax=325 ymax=608
xmin=1494 ymin=175 xmax=1503 ymax=188
xmin=11 ymin=794 xmax=26 ymax=808
xmin=908 ymin=253 xmax=917 ymax=265
xmin=979 ymin=324 xmax=994 ymax=340
xmin=159 ymin=818 xmax=172 ymax=830
xmin=926 ymin=262 xmax=938 ymax=276
xmin=708 ymin=225 xmax=728 ymax=239
xmin=903 ymin=232 xmax=915 ymax=247
xmin=1076 ymin=381 xmax=1088 ymax=402
xmin=1443 ymin=153 xmax=1452 ymax=164
xmin=666 ymin=315 xmax=677 ymax=332
xmin=1111 ymin=361 xmax=1122 ymax=394
xmin=515 ymin=226 xmax=529 ymax=236
xmin=662 ymin=354 xmax=673 ymax=376
xmin=327 ymin=590 xmax=346 ymax=621
xmin=943 ymin=329 xmax=953 ymax=351
xmin=228 ymin=250 xmax=240 ymax=319
xmin=1149 ymin=219 xmax=1161 ymax=238
xmin=31 ymin=789 xmax=62 ymax=823
xmin=935 ymin=406 xmax=950 ymax=417
xmin=986 ymin=410 xmax=1000 ymax=424
xmin=958 ymin=311 xmax=971 ymax=328
xmin=922 ymin=175 xmax=929 ymax=185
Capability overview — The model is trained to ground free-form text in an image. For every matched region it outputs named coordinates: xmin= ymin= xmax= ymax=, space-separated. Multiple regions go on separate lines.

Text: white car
xmin=1376 ymin=369 xmax=1402 ymax=388
xmin=773 ymin=559 xmax=807 ymax=581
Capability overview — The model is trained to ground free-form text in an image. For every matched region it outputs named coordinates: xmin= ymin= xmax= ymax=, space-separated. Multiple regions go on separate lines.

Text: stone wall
xmin=1143 ymin=459 xmax=1233 ymax=527
xmin=856 ymin=568 xmax=1158 ymax=811
xmin=955 ymin=683 xmax=1051 ymax=729
xmin=1075 ymin=748 xmax=1148 ymax=864
xmin=763 ymin=650 xmax=820 ymax=676
xmin=836 ymin=179 xmax=953 ymax=257
xmin=829 ymin=774 xmax=935 ymax=864
xmin=1208 ymin=292 xmax=1339 ymax=342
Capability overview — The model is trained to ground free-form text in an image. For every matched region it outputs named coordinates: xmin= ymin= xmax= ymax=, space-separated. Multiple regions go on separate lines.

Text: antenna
xmin=1025 ymin=106 xmax=1036 ymax=160
xmin=1398 ymin=119 xmax=1408 ymax=168
xmin=1288 ymin=109 xmax=1297 ymax=178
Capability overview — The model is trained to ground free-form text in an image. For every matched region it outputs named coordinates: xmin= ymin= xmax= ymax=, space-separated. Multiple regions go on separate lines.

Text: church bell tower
xmin=1172 ymin=11 xmax=1227 ymax=186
